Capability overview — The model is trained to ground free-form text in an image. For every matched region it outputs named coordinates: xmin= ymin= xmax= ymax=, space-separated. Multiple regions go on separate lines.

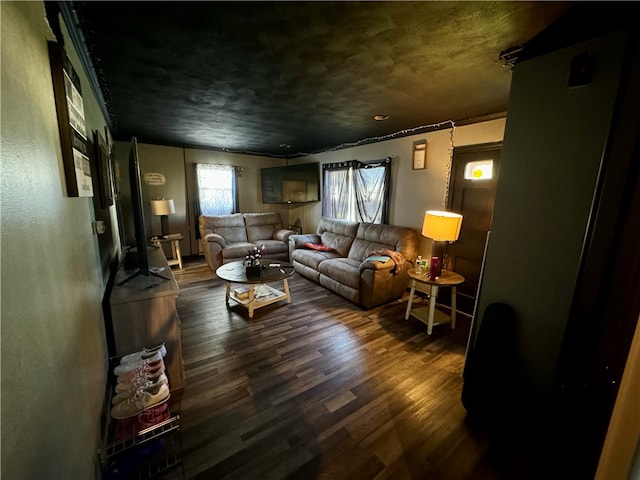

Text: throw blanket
xmin=368 ymin=248 xmax=406 ymax=275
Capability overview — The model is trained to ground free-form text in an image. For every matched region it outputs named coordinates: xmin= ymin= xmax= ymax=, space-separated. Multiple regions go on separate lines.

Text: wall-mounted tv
xmin=261 ymin=163 xmax=320 ymax=204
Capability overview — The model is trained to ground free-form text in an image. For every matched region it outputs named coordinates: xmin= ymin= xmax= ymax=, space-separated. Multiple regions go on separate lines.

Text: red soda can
xmin=430 ymin=256 xmax=439 ymax=281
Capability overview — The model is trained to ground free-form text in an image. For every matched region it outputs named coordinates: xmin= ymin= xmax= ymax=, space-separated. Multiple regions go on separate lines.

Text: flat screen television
xmin=118 ymin=137 xmax=169 ymax=285
xmin=261 ymin=163 xmax=320 ymax=204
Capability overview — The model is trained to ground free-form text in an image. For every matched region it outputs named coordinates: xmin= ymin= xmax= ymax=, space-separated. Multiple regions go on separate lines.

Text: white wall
xmin=1 ymin=2 xmax=111 ymax=477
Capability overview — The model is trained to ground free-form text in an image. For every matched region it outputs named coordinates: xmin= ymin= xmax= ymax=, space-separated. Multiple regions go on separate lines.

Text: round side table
xmin=151 ymin=235 xmax=184 ymax=270
xmin=404 ymin=269 xmax=465 ymax=335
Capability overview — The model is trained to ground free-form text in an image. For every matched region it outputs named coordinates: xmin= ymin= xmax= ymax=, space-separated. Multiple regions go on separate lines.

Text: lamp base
xmin=160 ymin=215 xmax=170 ymax=237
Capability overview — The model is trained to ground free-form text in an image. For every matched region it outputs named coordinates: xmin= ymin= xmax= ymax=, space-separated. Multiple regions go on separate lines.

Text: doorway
xmin=445 ymin=142 xmax=501 ymax=315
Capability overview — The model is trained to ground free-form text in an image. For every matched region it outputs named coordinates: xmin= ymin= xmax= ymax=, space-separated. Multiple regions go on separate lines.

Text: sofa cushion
xmin=348 ymin=222 xmax=419 ymax=263
xmin=244 ymin=212 xmax=284 ymax=243
xmin=259 ymin=239 xmax=289 ymax=257
xmin=291 ymin=248 xmax=340 ymax=271
xmin=202 ymin=213 xmax=248 ymax=243
xmin=222 ymin=242 xmax=256 ymax=260
xmin=318 ymin=258 xmax=361 ymax=290
xmin=316 ymin=217 xmax=359 ymax=257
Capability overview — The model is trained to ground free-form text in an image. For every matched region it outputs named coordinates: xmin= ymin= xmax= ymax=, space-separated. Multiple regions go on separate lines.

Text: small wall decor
xmin=412 ymin=139 xmax=427 ymax=170
xmin=48 ymin=41 xmax=93 ymax=197
xmin=144 ymin=173 xmax=167 ymax=186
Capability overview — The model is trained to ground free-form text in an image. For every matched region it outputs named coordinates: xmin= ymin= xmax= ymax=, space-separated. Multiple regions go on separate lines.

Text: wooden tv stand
xmin=109 ymin=246 xmax=185 ymax=391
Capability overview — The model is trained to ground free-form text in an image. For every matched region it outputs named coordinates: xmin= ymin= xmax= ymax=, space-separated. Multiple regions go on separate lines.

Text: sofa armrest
xmin=359 ymin=259 xmax=395 ymax=274
xmin=274 ymin=229 xmax=296 ymax=242
xmin=201 ymin=233 xmax=224 ymax=272
xmin=289 ymin=233 xmax=321 ymax=249
xmin=289 ymin=233 xmax=320 ymax=260
xmin=205 ymin=233 xmax=226 ymax=248
xmin=359 ymin=261 xmax=411 ymax=309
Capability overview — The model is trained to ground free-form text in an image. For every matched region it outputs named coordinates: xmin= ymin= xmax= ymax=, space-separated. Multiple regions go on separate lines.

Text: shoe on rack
xmin=115 ymin=368 xmax=165 ymax=392
xmin=110 ymin=383 xmax=170 ymax=419
xmin=137 ymin=403 xmax=170 ymax=431
xmin=116 ymin=360 xmax=165 ymax=385
xmin=112 ymin=374 xmax=169 ymax=405
xmin=119 ymin=344 xmax=167 ymax=365
xmin=116 ymin=361 xmax=166 ymax=390
xmin=113 ymin=351 xmax=164 ymax=376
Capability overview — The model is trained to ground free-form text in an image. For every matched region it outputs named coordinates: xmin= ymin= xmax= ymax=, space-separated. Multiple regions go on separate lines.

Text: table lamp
xmin=421 ymin=210 xmax=463 ymax=274
xmin=150 ymin=198 xmax=175 ymax=236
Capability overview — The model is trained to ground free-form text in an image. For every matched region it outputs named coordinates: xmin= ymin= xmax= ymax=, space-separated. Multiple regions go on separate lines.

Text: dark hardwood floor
xmin=169 ymin=257 xmax=523 ymax=480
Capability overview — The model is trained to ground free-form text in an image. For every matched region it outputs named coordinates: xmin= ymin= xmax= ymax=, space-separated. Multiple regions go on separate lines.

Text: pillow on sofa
xmin=304 ymin=242 xmax=334 ymax=252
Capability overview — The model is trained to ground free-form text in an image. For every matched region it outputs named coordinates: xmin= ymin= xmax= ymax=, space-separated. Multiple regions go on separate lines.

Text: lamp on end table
xmin=421 ymin=210 xmax=463 ymax=277
xmin=150 ymin=199 xmax=175 ymax=237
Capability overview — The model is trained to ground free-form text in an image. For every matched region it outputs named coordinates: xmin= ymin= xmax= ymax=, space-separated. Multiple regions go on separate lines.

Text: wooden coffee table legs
xmin=225 ymin=279 xmax=291 ymax=318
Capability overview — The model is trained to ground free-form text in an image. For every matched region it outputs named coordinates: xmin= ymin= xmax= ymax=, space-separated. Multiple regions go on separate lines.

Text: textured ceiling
xmin=71 ymin=1 xmax=571 ymax=157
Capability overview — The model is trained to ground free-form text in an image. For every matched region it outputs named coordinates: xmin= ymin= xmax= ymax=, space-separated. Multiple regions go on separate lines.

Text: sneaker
xmin=119 ymin=344 xmax=167 ymax=365
xmin=113 ymin=403 xmax=169 ymax=440
xmin=110 ymin=383 xmax=170 ymax=419
xmin=116 ymin=361 xmax=165 ymax=385
xmin=112 ymin=374 xmax=169 ymax=405
xmin=137 ymin=403 xmax=170 ymax=430
xmin=116 ymin=368 xmax=168 ymax=392
xmin=113 ymin=351 xmax=164 ymax=376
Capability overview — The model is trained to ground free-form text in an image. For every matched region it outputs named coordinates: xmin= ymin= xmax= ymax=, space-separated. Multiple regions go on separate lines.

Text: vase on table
xmin=245 ymin=260 xmax=262 ymax=279
xmin=245 ymin=245 xmax=265 ymax=279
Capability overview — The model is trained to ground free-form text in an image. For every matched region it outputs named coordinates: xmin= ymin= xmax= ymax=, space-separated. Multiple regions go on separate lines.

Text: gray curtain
xmin=353 ymin=157 xmax=391 ymax=224
xmin=322 ymin=162 xmax=351 ymax=219
xmin=322 ymin=157 xmax=391 ymax=223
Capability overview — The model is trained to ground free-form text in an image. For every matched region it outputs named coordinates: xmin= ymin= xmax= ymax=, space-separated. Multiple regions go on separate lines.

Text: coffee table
xmin=216 ymin=259 xmax=295 ymax=318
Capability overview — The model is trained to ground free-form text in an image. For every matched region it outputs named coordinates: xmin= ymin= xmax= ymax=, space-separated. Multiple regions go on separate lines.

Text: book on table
xmin=233 ymin=285 xmax=250 ymax=299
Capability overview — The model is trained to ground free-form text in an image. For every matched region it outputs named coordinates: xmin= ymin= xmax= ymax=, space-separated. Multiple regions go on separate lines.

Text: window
xmin=195 ymin=163 xmax=237 ymax=216
xmin=322 ymin=158 xmax=391 ymax=223
xmin=464 ymin=160 xmax=493 ymax=180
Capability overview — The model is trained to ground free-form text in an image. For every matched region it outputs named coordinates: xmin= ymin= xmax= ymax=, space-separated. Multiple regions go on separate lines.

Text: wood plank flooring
xmin=169 ymin=257 xmax=518 ymax=479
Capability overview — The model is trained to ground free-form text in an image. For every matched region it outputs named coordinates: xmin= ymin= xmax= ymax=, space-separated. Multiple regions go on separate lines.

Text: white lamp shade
xmin=150 ymin=199 xmax=175 ymax=216
xmin=422 ymin=210 xmax=463 ymax=241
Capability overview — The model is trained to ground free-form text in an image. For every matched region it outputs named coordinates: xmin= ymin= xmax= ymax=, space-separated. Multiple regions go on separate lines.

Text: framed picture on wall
xmin=105 ymin=126 xmax=119 ymax=196
xmin=48 ymin=41 xmax=93 ymax=197
xmin=93 ymin=130 xmax=114 ymax=208
xmin=412 ymin=139 xmax=427 ymax=170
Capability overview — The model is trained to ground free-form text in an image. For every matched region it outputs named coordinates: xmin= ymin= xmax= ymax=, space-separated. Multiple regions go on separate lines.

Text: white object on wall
xmin=144 ymin=172 xmax=166 ymax=186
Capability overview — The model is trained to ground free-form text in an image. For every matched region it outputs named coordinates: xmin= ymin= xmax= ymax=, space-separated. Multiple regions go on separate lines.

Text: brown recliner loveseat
xmin=198 ymin=212 xmax=296 ymax=272
xmin=289 ymin=217 xmax=421 ymax=309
